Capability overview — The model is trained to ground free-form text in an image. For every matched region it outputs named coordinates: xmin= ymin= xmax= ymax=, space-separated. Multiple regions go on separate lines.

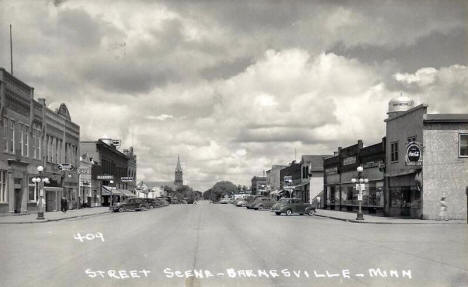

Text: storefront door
xmin=14 ymin=188 xmax=22 ymax=213
xmin=401 ymin=187 xmax=411 ymax=216
xmin=46 ymin=190 xmax=56 ymax=212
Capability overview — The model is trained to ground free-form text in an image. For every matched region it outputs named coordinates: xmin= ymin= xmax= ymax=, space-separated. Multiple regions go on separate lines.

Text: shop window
xmin=391 ymin=141 xmax=399 ymax=162
xmin=0 ymin=171 xmax=7 ymax=203
xmin=28 ymin=184 xmax=36 ymax=202
xmin=460 ymin=134 xmax=468 ymax=157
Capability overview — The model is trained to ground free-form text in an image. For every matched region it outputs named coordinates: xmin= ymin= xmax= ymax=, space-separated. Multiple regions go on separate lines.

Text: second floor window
xmin=391 ymin=141 xmax=399 ymax=162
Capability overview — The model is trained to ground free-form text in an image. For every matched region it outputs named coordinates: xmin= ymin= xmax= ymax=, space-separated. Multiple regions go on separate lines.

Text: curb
xmin=0 ymin=211 xmax=112 ymax=225
xmin=314 ymin=213 xmax=466 ymax=224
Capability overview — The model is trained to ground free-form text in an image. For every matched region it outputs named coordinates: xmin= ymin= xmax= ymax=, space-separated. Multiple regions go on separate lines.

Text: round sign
xmin=407 ymin=144 xmax=421 ymax=162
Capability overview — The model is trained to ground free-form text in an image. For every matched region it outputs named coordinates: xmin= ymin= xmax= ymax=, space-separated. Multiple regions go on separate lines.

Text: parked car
xmin=112 ymin=198 xmax=149 ymax=212
xmin=219 ymin=198 xmax=231 ymax=204
xmin=142 ymin=198 xmax=159 ymax=208
xmin=252 ymin=197 xmax=277 ymax=210
xmin=236 ymin=199 xmax=247 ymax=207
xmin=271 ymin=198 xmax=312 ymax=216
xmin=245 ymin=195 xmax=262 ymax=209
xmin=155 ymin=198 xmax=169 ymax=206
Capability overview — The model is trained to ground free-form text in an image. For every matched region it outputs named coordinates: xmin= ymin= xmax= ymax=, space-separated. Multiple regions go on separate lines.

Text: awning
xmin=122 ymin=190 xmax=136 ymax=197
xmin=102 ymin=186 xmax=124 ymax=196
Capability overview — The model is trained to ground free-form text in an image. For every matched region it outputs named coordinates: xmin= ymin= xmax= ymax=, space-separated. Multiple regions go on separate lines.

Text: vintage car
xmin=271 ymin=198 xmax=313 ymax=216
xmin=252 ymin=197 xmax=277 ymax=210
xmin=112 ymin=198 xmax=149 ymax=212
xmin=235 ymin=199 xmax=247 ymax=207
xmin=245 ymin=195 xmax=263 ymax=209
xmin=141 ymin=198 xmax=159 ymax=208
xmin=219 ymin=198 xmax=231 ymax=204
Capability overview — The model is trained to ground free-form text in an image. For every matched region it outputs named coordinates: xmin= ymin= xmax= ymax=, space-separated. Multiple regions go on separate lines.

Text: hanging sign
xmin=406 ymin=142 xmax=423 ymax=166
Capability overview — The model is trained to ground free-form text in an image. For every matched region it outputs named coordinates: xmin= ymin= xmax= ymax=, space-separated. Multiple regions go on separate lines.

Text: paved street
xmin=1 ymin=201 xmax=467 ymax=287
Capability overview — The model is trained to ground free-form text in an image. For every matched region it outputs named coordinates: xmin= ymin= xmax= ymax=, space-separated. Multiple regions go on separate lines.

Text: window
xmin=22 ymin=126 xmax=29 ymax=157
xmin=460 ymin=134 xmax=468 ymax=157
xmin=3 ymin=118 xmax=7 ymax=152
xmin=391 ymin=141 xmax=399 ymax=162
xmin=407 ymin=136 xmax=416 ymax=143
xmin=28 ymin=184 xmax=36 ymax=202
xmin=0 ymin=171 xmax=7 ymax=203
xmin=9 ymin=120 xmax=15 ymax=154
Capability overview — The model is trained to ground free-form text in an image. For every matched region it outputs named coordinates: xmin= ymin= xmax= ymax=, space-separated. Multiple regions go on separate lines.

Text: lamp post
xmin=32 ymin=165 xmax=49 ymax=220
xmin=109 ymin=180 xmax=114 ymax=207
xmin=351 ymin=166 xmax=368 ymax=221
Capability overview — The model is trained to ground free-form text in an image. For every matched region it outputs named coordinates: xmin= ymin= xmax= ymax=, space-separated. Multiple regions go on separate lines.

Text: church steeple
xmin=176 ymin=155 xmax=182 ymax=172
xmin=174 ymin=155 xmax=183 ymax=186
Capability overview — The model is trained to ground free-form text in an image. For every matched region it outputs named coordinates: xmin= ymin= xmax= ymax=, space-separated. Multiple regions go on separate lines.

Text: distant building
xmin=80 ymin=139 xmax=135 ymax=206
xmin=78 ymin=153 xmax=94 ymax=207
xmin=174 ymin=155 xmax=183 ymax=187
xmin=300 ymin=155 xmax=329 ymax=204
xmin=279 ymin=161 xmax=302 ymax=198
xmin=251 ymin=176 xmax=267 ymax=194
xmin=266 ymin=165 xmax=287 ymax=193
xmin=123 ymin=147 xmax=137 ymax=193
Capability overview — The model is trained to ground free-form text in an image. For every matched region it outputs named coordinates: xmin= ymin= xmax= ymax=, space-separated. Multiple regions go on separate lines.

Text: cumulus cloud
xmin=0 ymin=0 xmax=466 ymax=190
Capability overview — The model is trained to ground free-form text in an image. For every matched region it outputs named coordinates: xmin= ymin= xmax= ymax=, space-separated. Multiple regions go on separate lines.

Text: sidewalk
xmin=314 ymin=209 xmax=466 ymax=224
xmin=0 ymin=207 xmax=111 ymax=224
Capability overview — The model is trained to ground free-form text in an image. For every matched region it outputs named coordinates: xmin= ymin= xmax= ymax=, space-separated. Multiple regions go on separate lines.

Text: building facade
xmin=80 ymin=139 xmax=132 ymax=206
xmin=300 ymin=155 xmax=328 ymax=204
xmin=123 ymin=147 xmax=137 ymax=193
xmin=0 ymin=68 xmax=80 ymax=214
xmin=266 ymin=165 xmax=286 ymax=193
xmin=385 ymin=98 xmax=468 ymax=219
xmin=279 ymin=161 xmax=302 ymax=198
xmin=323 ymin=139 xmax=386 ymax=214
xmin=78 ymin=153 xmax=94 ymax=207
xmin=251 ymin=176 xmax=267 ymax=194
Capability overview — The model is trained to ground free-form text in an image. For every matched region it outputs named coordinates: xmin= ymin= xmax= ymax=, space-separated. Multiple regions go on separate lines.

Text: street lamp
xmin=32 ymin=165 xmax=49 ymax=220
xmin=109 ymin=180 xmax=114 ymax=207
xmin=351 ymin=166 xmax=368 ymax=221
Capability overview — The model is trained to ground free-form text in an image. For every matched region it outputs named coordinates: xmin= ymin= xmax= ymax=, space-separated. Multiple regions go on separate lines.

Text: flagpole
xmin=10 ymin=24 xmax=13 ymax=75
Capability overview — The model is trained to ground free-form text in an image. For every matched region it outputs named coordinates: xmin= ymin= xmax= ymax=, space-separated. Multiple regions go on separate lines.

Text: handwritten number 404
xmin=74 ymin=232 xmax=105 ymax=242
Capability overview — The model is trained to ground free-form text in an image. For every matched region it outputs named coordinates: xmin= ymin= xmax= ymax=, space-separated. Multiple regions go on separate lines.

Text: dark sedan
xmin=271 ymin=198 xmax=312 ymax=216
xmin=252 ymin=197 xmax=277 ymax=210
xmin=112 ymin=198 xmax=149 ymax=212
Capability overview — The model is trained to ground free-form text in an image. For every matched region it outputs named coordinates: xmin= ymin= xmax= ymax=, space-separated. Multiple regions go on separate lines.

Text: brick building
xmin=80 ymin=139 xmax=136 ymax=206
xmin=0 ymin=68 xmax=80 ymax=214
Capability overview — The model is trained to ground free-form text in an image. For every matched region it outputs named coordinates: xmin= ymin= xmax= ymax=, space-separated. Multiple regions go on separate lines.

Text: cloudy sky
xmin=1 ymin=0 xmax=467 ymax=190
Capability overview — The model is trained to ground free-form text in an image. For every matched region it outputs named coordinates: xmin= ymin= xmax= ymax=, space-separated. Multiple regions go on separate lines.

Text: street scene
xmin=1 ymin=202 xmax=467 ymax=287
xmin=1 ymin=0 xmax=468 ymax=286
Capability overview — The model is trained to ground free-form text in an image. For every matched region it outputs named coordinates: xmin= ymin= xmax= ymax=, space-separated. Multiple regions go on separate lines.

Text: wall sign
xmin=406 ymin=142 xmax=423 ymax=166
xmin=343 ymin=156 xmax=356 ymax=166
xmin=97 ymin=175 xmax=114 ymax=180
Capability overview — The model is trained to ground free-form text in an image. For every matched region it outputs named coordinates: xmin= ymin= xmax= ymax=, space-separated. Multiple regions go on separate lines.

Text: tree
xmin=203 ymin=181 xmax=238 ymax=202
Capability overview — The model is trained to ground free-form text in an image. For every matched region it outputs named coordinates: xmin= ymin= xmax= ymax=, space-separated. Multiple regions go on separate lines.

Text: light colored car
xmin=236 ymin=199 xmax=247 ymax=207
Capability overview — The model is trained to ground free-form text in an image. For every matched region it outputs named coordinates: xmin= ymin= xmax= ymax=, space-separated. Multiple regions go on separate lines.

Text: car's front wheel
xmin=286 ymin=209 xmax=293 ymax=216
xmin=308 ymin=209 xmax=315 ymax=216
